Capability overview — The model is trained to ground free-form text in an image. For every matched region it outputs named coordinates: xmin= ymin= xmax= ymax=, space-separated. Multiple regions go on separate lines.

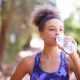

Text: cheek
xmin=44 ymin=32 xmax=56 ymax=39
xmin=43 ymin=32 xmax=56 ymax=42
xmin=43 ymin=35 xmax=56 ymax=45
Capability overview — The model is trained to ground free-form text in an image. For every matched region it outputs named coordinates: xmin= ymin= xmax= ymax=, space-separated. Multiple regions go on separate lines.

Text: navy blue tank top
xmin=30 ymin=52 xmax=69 ymax=80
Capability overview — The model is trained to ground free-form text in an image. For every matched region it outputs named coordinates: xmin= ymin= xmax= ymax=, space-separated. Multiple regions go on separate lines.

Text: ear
xmin=39 ymin=31 xmax=44 ymax=39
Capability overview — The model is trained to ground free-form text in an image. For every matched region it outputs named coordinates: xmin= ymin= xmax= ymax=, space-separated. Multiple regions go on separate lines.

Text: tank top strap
xmin=60 ymin=52 xmax=68 ymax=69
xmin=34 ymin=52 xmax=41 ymax=66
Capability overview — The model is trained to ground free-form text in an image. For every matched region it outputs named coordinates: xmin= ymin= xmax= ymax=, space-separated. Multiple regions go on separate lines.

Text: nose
xmin=55 ymin=30 xmax=60 ymax=36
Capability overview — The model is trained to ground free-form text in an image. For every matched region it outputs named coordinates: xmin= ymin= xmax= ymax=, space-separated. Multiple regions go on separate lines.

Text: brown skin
xmin=10 ymin=19 xmax=80 ymax=80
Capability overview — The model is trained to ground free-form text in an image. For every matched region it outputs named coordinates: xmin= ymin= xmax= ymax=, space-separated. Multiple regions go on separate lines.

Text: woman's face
xmin=40 ymin=19 xmax=64 ymax=46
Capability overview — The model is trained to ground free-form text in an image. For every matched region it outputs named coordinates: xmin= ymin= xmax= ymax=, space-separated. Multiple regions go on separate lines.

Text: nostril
xmin=56 ymin=34 xmax=59 ymax=36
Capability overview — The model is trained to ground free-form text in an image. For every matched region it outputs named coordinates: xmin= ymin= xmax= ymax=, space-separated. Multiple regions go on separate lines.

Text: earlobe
xmin=40 ymin=32 xmax=44 ymax=39
xmin=41 ymin=36 xmax=44 ymax=39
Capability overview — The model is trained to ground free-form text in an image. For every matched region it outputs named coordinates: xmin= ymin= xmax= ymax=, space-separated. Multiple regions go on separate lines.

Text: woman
xmin=10 ymin=4 xmax=80 ymax=80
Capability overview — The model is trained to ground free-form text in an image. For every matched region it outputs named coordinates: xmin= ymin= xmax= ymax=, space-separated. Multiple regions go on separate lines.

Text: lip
xmin=53 ymin=37 xmax=56 ymax=40
xmin=53 ymin=38 xmax=57 ymax=42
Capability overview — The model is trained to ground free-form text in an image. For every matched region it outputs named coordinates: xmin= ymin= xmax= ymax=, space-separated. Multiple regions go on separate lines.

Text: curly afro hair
xmin=31 ymin=4 xmax=61 ymax=31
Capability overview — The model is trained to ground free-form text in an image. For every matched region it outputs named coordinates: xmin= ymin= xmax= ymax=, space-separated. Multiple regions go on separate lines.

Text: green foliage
xmin=64 ymin=14 xmax=80 ymax=55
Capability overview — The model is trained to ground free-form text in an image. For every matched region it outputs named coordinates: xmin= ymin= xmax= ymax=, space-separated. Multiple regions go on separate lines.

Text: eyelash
xmin=49 ymin=29 xmax=55 ymax=31
xmin=59 ymin=29 xmax=63 ymax=31
xmin=49 ymin=29 xmax=63 ymax=31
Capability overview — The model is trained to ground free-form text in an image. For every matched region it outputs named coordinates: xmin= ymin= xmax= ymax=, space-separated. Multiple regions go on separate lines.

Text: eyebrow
xmin=48 ymin=26 xmax=64 ymax=28
xmin=48 ymin=26 xmax=55 ymax=28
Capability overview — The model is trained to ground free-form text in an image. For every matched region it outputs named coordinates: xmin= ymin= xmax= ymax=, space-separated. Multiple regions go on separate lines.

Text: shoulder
xmin=66 ymin=54 xmax=79 ymax=80
xmin=66 ymin=54 xmax=80 ymax=71
xmin=21 ymin=54 xmax=36 ymax=75
xmin=60 ymin=51 xmax=74 ymax=71
xmin=10 ymin=53 xmax=39 ymax=80
xmin=66 ymin=54 xmax=74 ymax=72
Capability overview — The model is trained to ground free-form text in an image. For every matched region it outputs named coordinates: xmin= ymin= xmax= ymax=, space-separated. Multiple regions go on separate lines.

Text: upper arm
xmin=66 ymin=55 xmax=74 ymax=72
xmin=10 ymin=56 xmax=35 ymax=80
xmin=66 ymin=55 xmax=78 ymax=80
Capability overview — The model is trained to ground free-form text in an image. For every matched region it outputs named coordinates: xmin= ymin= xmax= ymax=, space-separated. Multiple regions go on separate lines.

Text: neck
xmin=42 ymin=45 xmax=61 ymax=59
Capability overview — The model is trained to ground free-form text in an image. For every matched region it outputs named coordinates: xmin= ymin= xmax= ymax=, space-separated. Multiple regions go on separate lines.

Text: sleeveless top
xmin=30 ymin=52 xmax=69 ymax=80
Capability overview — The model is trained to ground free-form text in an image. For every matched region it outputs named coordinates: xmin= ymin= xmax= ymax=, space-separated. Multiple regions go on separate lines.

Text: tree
xmin=0 ymin=0 xmax=36 ymax=78
xmin=0 ymin=0 xmax=14 ymax=76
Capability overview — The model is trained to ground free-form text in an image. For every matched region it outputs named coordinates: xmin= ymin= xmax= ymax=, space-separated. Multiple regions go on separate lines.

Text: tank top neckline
xmin=38 ymin=52 xmax=63 ymax=75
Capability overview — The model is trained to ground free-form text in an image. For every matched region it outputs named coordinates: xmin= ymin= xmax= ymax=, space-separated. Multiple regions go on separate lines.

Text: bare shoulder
xmin=66 ymin=54 xmax=74 ymax=72
xmin=66 ymin=54 xmax=80 ymax=70
xmin=21 ymin=54 xmax=36 ymax=74
xmin=10 ymin=54 xmax=36 ymax=80
xmin=66 ymin=54 xmax=78 ymax=80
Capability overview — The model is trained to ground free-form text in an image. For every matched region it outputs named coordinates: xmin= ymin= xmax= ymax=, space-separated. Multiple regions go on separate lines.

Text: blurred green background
xmin=0 ymin=0 xmax=80 ymax=80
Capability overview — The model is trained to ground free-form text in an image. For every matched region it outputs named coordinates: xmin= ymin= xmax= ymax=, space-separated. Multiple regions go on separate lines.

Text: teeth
xmin=56 ymin=34 xmax=76 ymax=54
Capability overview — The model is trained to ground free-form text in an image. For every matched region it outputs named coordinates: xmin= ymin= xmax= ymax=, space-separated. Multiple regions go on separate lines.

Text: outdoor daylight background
xmin=0 ymin=0 xmax=80 ymax=80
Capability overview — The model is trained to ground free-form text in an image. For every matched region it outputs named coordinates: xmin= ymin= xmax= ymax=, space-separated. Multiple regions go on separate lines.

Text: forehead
xmin=45 ymin=19 xmax=64 ymax=28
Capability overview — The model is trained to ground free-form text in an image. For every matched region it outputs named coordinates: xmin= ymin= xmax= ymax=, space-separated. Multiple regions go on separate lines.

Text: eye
xmin=59 ymin=28 xmax=64 ymax=31
xmin=49 ymin=28 xmax=55 ymax=31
